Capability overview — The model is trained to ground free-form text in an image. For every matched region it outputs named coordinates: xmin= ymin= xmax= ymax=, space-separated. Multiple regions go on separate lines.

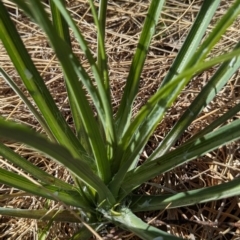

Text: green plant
xmin=1 ymin=0 xmax=240 ymax=239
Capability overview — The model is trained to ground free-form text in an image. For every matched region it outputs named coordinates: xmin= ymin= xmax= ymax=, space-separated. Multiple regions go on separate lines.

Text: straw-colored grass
xmin=1 ymin=0 xmax=240 ymax=239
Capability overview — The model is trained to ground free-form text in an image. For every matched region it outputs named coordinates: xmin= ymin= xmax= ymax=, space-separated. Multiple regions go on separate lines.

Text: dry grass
xmin=1 ymin=0 xmax=240 ymax=239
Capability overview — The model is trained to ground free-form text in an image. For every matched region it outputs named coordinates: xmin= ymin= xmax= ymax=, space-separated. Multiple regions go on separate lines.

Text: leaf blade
xmin=0 ymin=0 xmax=86 ymax=160
xmin=18 ymin=0 xmax=111 ymax=182
xmin=51 ymin=0 xmax=116 ymax=158
xmin=148 ymin=41 xmax=240 ymax=161
xmin=115 ymin=0 xmax=166 ymax=138
xmin=120 ymin=118 xmax=240 ymax=198
xmin=0 ymin=168 xmax=90 ymax=209
xmin=0 ymin=118 xmax=115 ymax=204
xmin=0 ymin=67 xmax=55 ymax=141
xmin=0 ymin=142 xmax=73 ymax=191
xmin=0 ymin=207 xmax=83 ymax=223
xmin=131 ymin=178 xmax=240 ymax=212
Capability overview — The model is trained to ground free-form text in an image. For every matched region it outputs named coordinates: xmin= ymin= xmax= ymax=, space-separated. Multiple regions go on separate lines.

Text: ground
xmin=1 ymin=0 xmax=240 ymax=239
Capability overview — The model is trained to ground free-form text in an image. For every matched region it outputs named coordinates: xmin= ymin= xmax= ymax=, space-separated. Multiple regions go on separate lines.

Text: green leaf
xmin=0 ymin=118 xmax=115 ymax=204
xmin=50 ymin=0 xmax=71 ymax=44
xmin=50 ymin=0 xmax=116 ymax=159
xmin=0 ymin=67 xmax=55 ymax=141
xmin=120 ymin=118 xmax=240 ymax=198
xmin=0 ymin=168 xmax=90 ymax=209
xmin=189 ymin=102 xmax=240 ymax=142
xmin=96 ymin=0 xmax=109 ymax=92
xmin=161 ymin=0 xmax=221 ymax=85
xmin=108 ymin=1 xmax=223 ymax=193
xmin=148 ymin=0 xmax=240 ymax=158
xmin=0 ymin=207 xmax=82 ymax=222
xmin=101 ymin=207 xmax=182 ymax=240
xmin=19 ymin=0 xmax=111 ymax=182
xmin=0 ymin=1 xmax=86 ymax=160
xmin=109 ymin=47 xmax=240 ymax=196
xmin=115 ymin=0 xmax=166 ymax=138
xmin=49 ymin=0 xmax=92 ymax=155
xmin=186 ymin=0 xmax=240 ymax=69
xmin=122 ymin=47 xmax=240 ymax=160
xmin=130 ymin=177 xmax=240 ymax=212
xmin=50 ymin=0 xmax=89 ymax=152
xmin=0 ymin=142 xmax=74 ymax=191
xmin=89 ymin=0 xmax=110 ymax=94
xmin=119 ymin=0 xmax=240 ymax=172
xmin=87 ymin=0 xmax=115 ymax=162
xmin=148 ymin=41 xmax=240 ymax=161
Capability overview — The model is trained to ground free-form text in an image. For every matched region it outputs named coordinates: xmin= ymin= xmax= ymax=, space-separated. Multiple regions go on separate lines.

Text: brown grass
xmin=1 ymin=0 xmax=240 ymax=239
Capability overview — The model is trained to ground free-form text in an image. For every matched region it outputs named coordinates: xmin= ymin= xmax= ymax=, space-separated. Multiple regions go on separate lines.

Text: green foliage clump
xmin=1 ymin=0 xmax=240 ymax=239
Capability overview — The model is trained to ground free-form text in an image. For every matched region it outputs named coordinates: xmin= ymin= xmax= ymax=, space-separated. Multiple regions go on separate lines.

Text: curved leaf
xmin=148 ymin=41 xmax=240 ymax=161
xmin=0 ymin=118 xmax=115 ymax=204
xmin=0 ymin=168 xmax=90 ymax=209
xmin=131 ymin=177 xmax=240 ymax=212
xmin=0 ymin=142 xmax=74 ymax=191
xmin=0 ymin=67 xmax=55 ymax=141
xmin=118 ymin=0 xmax=240 ymax=178
xmin=115 ymin=0 xmax=166 ymax=138
xmin=22 ymin=0 xmax=111 ymax=182
xmin=101 ymin=207 xmax=182 ymax=240
xmin=120 ymin=118 xmax=240 ymax=198
xmin=0 ymin=1 xmax=84 ymax=159
xmin=0 ymin=207 xmax=84 ymax=223
xmin=109 ymin=47 xmax=240 ymax=195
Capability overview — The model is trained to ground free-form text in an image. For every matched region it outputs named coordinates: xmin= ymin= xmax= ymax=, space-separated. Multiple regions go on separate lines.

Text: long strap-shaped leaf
xmin=130 ymin=177 xmax=240 ymax=212
xmin=101 ymin=207 xmax=182 ymax=240
xmin=121 ymin=1 xmax=229 ymax=159
xmin=0 ymin=142 xmax=74 ymax=191
xmin=88 ymin=0 xmax=110 ymax=94
xmin=120 ymin=118 xmax=240 ymax=198
xmin=50 ymin=0 xmax=116 ymax=155
xmin=95 ymin=0 xmax=109 ymax=93
xmin=50 ymin=0 xmax=71 ymax=44
xmin=147 ymin=41 xmax=240 ymax=161
xmin=0 ymin=1 xmax=88 ymax=160
xmin=0 ymin=67 xmax=55 ymax=141
xmin=110 ymin=1 xmax=221 ymax=186
xmin=115 ymin=0 xmax=165 ymax=138
xmin=185 ymin=0 xmax=240 ymax=71
xmin=87 ymin=0 xmax=116 ymax=161
xmin=109 ymin=47 xmax=240 ymax=195
xmin=0 ymin=118 xmax=115 ymax=205
xmin=121 ymin=48 xmax=240 ymax=150
xmin=160 ymin=0 xmax=220 ymax=86
xmin=49 ymin=0 xmax=91 ymax=154
xmin=130 ymin=0 xmax=240 ymax=165
xmin=0 ymin=207 xmax=84 ymax=223
xmin=108 ymin=0 xmax=218 ymax=194
xmin=17 ymin=0 xmax=111 ymax=182
xmin=0 ymin=168 xmax=90 ymax=209
xmin=49 ymin=4 xmax=97 ymax=207
xmin=11 ymin=0 xmax=106 ymax=126
xmin=189 ymin=102 xmax=240 ymax=143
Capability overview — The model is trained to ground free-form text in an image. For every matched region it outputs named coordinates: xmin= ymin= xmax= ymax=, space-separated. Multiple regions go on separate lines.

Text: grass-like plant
xmin=1 ymin=0 xmax=240 ymax=239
